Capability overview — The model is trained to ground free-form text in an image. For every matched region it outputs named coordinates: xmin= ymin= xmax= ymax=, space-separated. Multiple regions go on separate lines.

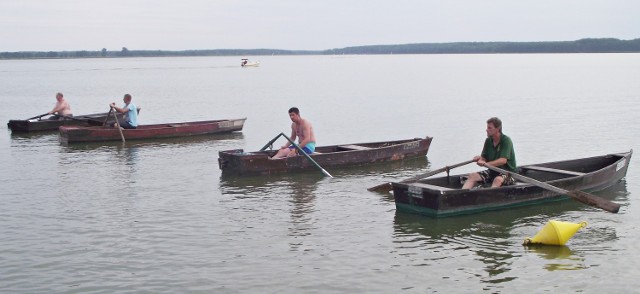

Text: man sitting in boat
xmin=462 ymin=117 xmax=517 ymax=188
xmin=272 ymin=107 xmax=316 ymax=159
xmin=48 ymin=92 xmax=73 ymax=119
xmin=109 ymin=94 xmax=138 ymax=129
xmin=241 ymin=59 xmax=248 ymax=66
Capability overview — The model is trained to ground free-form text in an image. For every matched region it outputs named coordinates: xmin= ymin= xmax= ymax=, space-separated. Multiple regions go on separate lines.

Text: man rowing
xmin=272 ymin=107 xmax=316 ymax=159
xmin=462 ymin=117 xmax=517 ymax=189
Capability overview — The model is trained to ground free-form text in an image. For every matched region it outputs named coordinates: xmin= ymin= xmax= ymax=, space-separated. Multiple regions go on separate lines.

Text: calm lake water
xmin=1 ymin=54 xmax=639 ymax=293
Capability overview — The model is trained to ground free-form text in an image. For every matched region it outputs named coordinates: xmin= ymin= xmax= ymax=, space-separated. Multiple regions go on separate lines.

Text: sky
xmin=1 ymin=0 xmax=639 ymax=52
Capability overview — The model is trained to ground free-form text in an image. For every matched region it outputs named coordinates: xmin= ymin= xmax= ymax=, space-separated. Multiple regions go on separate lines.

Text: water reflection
xmin=9 ymin=131 xmax=59 ymax=147
xmin=286 ymin=176 xmax=321 ymax=247
xmin=59 ymin=132 xmax=244 ymax=150
xmin=391 ymin=195 xmax=617 ymax=286
xmin=218 ymin=173 xmax=324 ymax=198
xmin=524 ymin=245 xmax=587 ymax=271
xmin=329 ymin=155 xmax=430 ymax=178
xmin=219 ymin=173 xmax=324 ymax=251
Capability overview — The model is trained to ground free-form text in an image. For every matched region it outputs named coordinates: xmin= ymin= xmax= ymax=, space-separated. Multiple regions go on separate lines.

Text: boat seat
xmin=520 ymin=166 xmax=586 ymax=176
xmin=409 ymin=182 xmax=455 ymax=191
xmin=337 ymin=144 xmax=372 ymax=151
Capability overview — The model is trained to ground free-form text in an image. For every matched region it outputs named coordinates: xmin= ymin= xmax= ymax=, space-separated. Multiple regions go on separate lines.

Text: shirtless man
xmin=272 ymin=107 xmax=317 ymax=159
xmin=48 ymin=92 xmax=73 ymax=118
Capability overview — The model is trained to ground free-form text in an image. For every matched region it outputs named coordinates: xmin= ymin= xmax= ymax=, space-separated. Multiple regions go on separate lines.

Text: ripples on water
xmin=2 ymin=54 xmax=640 ymax=293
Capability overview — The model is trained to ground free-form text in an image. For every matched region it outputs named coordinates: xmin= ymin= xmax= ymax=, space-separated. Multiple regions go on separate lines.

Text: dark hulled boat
xmin=218 ymin=136 xmax=433 ymax=176
xmin=392 ymin=150 xmax=632 ymax=217
xmin=8 ymin=112 xmax=121 ymax=133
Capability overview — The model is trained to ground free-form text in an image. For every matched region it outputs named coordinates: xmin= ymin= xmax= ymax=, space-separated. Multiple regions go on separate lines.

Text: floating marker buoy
xmin=524 ymin=220 xmax=587 ymax=246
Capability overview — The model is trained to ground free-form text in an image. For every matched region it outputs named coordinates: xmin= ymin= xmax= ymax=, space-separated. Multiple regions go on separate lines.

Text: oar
xmin=368 ymin=159 xmax=474 ymax=192
xmin=271 ymin=132 xmax=332 ymax=178
xmin=102 ymin=108 xmax=113 ymax=127
xmin=111 ymin=107 xmax=125 ymax=143
xmin=27 ymin=113 xmax=50 ymax=120
xmin=483 ymin=164 xmax=620 ymax=213
xmin=288 ymin=138 xmax=332 ymax=178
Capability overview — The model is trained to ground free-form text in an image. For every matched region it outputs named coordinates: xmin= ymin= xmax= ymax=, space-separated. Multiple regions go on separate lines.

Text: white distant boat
xmin=241 ymin=59 xmax=260 ymax=67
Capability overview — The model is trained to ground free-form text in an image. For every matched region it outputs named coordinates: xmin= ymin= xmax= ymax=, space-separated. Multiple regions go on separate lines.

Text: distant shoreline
xmin=2 ymin=38 xmax=639 ymax=60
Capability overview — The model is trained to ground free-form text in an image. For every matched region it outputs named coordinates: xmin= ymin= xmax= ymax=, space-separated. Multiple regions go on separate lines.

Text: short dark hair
xmin=487 ymin=117 xmax=502 ymax=132
xmin=124 ymin=94 xmax=132 ymax=100
xmin=288 ymin=107 xmax=299 ymax=115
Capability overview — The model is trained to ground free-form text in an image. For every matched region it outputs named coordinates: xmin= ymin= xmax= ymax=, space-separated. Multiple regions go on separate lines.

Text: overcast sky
xmin=1 ymin=0 xmax=638 ymax=52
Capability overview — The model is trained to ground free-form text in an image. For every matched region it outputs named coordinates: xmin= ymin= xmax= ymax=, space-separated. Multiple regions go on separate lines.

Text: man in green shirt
xmin=462 ymin=117 xmax=517 ymax=189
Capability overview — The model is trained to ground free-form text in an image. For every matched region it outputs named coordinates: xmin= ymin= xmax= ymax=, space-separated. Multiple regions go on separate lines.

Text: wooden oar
xmin=102 ymin=108 xmax=113 ymax=127
xmin=264 ymin=132 xmax=333 ymax=178
xmin=285 ymin=135 xmax=332 ymax=178
xmin=368 ymin=159 xmax=474 ymax=193
xmin=111 ymin=107 xmax=125 ymax=143
xmin=27 ymin=113 xmax=50 ymax=120
xmin=483 ymin=164 xmax=620 ymax=213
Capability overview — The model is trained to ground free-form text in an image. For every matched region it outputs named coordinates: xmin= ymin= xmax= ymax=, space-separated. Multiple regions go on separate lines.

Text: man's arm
xmin=282 ymin=124 xmax=297 ymax=148
xmin=110 ymin=103 xmax=130 ymax=114
xmin=49 ymin=102 xmax=63 ymax=114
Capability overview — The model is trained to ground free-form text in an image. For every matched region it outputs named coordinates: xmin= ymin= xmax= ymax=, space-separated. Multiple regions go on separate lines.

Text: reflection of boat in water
xmin=220 ymin=172 xmax=323 ymax=191
xmin=61 ymin=131 xmax=244 ymax=150
xmin=241 ymin=59 xmax=260 ymax=67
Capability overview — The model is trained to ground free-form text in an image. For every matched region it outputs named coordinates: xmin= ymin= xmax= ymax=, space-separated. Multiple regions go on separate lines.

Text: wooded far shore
xmin=2 ymin=38 xmax=639 ymax=60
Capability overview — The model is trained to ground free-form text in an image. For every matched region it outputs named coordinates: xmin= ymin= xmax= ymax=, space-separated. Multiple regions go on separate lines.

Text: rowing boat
xmin=7 ymin=112 xmax=121 ymax=132
xmin=392 ymin=150 xmax=632 ymax=217
xmin=59 ymin=118 xmax=246 ymax=143
xmin=218 ymin=136 xmax=433 ymax=176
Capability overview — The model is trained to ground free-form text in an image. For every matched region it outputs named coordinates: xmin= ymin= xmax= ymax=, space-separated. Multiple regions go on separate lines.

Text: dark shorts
xmin=113 ymin=119 xmax=137 ymax=129
xmin=478 ymin=170 xmax=516 ymax=186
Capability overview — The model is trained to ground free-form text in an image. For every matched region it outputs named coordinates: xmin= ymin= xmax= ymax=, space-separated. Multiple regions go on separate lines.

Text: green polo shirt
xmin=481 ymin=133 xmax=517 ymax=173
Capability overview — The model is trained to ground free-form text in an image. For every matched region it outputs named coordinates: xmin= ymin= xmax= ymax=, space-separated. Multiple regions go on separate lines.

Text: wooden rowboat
xmin=218 ymin=136 xmax=433 ymax=176
xmin=59 ymin=118 xmax=246 ymax=144
xmin=7 ymin=112 xmax=122 ymax=133
xmin=392 ymin=150 xmax=632 ymax=218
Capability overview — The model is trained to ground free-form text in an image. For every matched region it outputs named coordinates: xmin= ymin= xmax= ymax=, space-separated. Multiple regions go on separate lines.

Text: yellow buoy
xmin=524 ymin=220 xmax=587 ymax=246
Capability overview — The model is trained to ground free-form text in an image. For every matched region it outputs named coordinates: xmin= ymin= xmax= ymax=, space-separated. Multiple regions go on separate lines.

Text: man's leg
xmin=462 ymin=172 xmax=482 ymax=189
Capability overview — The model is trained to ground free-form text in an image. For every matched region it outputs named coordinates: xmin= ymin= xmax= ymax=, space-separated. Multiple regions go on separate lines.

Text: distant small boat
xmin=241 ymin=59 xmax=260 ymax=67
xmin=59 ymin=118 xmax=246 ymax=144
xmin=8 ymin=112 xmax=124 ymax=133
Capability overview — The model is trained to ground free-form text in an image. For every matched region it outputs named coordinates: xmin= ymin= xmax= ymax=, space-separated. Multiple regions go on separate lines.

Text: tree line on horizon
xmin=2 ymin=38 xmax=639 ymax=59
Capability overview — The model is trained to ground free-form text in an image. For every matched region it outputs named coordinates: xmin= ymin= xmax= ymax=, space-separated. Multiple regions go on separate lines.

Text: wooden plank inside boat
xmin=520 ymin=166 xmax=586 ymax=176
xmin=337 ymin=144 xmax=372 ymax=151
